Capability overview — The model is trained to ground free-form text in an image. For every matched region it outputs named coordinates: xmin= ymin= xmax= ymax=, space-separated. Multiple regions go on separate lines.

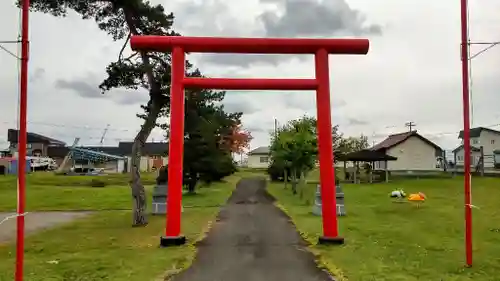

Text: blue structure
xmin=5 ymin=159 xmax=31 ymax=175
xmin=69 ymin=147 xmax=126 ymax=162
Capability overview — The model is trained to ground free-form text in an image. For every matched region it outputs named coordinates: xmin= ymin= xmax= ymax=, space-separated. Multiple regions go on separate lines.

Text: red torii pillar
xmin=130 ymin=36 xmax=369 ymax=246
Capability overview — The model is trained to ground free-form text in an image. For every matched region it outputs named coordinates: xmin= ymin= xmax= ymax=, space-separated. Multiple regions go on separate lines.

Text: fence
xmin=444 ymin=146 xmax=500 ymax=177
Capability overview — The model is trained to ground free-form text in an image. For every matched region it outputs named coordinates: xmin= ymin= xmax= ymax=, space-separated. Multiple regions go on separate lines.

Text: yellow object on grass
xmin=408 ymin=192 xmax=426 ymax=201
xmin=408 ymin=192 xmax=426 ymax=207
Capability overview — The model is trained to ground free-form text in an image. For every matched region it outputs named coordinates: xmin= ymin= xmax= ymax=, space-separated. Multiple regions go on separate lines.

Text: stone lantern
xmin=312 ymin=183 xmax=346 ymax=216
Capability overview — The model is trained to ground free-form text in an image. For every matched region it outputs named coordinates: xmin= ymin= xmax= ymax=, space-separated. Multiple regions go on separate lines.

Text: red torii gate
xmin=130 ymin=35 xmax=369 ymax=246
xmin=11 ymin=1 xmax=478 ymax=281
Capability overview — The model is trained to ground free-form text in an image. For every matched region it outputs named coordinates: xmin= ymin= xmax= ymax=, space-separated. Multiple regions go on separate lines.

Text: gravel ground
xmin=172 ymin=177 xmax=334 ymax=281
xmin=0 ymin=211 xmax=92 ymax=243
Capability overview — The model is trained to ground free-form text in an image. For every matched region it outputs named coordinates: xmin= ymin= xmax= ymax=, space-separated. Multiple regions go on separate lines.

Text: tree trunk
xmin=123 ymin=9 xmax=165 ymax=227
xmin=129 ymin=103 xmax=162 ymax=226
xmin=299 ymin=170 xmax=305 ymax=200
xmin=291 ymin=168 xmax=297 ymax=195
xmin=187 ymin=175 xmax=197 ymax=194
xmin=130 ymin=166 xmax=147 ymax=227
xmin=284 ymin=168 xmax=288 ymax=189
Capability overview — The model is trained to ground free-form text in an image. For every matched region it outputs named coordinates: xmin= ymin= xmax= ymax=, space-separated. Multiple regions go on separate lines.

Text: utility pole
xmin=405 ymin=122 xmax=416 ymax=132
xmin=467 ymin=42 xmax=499 ymax=127
xmin=99 ymin=124 xmax=110 ymax=145
xmin=274 ymin=118 xmax=278 ymax=139
xmin=6 ymin=1 xmax=31 ymax=280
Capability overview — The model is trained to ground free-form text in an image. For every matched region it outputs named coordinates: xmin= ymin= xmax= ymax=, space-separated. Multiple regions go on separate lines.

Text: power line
xmin=0 ymin=120 xmax=136 ymax=132
xmin=2 ymin=118 xmax=500 ymax=144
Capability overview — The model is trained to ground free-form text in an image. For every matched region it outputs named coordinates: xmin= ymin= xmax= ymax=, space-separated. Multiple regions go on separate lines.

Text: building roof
xmin=458 ymin=127 xmax=500 ymax=139
xmin=337 ymin=149 xmax=397 ymax=162
xmin=118 ymin=142 xmax=167 ymax=156
xmin=371 ymin=131 xmax=442 ymax=153
xmin=248 ymin=146 xmax=270 ymax=155
xmin=8 ymin=129 xmax=66 ymax=146
xmin=70 ymin=147 xmax=125 ymax=161
xmin=47 ymin=142 xmax=167 ymax=158
xmin=47 ymin=146 xmax=126 ymax=158
xmin=452 ymin=145 xmax=481 ymax=153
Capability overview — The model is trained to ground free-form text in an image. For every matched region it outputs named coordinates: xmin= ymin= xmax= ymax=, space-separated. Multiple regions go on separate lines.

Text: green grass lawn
xmin=0 ymin=172 xmax=158 ymax=187
xmin=0 ymin=172 xmax=241 ymax=281
xmin=268 ymin=177 xmax=500 ymax=281
xmin=0 ymin=172 xmax=161 ymax=211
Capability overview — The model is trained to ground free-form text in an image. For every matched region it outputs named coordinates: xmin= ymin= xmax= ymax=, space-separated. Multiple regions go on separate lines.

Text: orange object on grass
xmin=408 ymin=192 xmax=426 ymax=202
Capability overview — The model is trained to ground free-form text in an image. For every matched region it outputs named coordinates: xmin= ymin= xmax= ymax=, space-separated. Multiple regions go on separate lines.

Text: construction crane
xmin=55 ymin=137 xmax=80 ymax=173
xmin=99 ymin=124 xmax=110 ymax=145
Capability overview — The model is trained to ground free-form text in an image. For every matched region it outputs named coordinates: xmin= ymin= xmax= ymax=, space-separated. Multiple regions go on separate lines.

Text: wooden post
xmin=299 ymin=170 xmax=305 ymax=199
xmin=284 ymin=167 xmax=288 ymax=189
xmin=357 ymin=162 xmax=361 ymax=183
xmin=369 ymin=162 xmax=373 ymax=183
xmin=384 ymin=160 xmax=389 ymax=183
xmin=353 ymin=161 xmax=357 ymax=184
xmin=480 ymin=146 xmax=484 ymax=176
xmin=343 ymin=161 xmax=347 ymax=181
xmin=453 ymin=152 xmax=457 ymax=176
xmin=443 ymin=151 xmax=447 ymax=172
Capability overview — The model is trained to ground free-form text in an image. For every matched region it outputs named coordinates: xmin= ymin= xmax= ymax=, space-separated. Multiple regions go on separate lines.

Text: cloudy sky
xmin=0 ymin=0 xmax=499 ymax=153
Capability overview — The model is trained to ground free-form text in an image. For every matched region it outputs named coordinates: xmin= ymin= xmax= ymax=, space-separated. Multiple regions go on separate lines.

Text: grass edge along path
xmin=0 ymin=176 xmax=240 ymax=281
xmin=273 ymin=202 xmax=348 ymax=281
xmin=268 ymin=178 xmax=500 ymax=281
xmin=159 ymin=219 xmax=214 ymax=281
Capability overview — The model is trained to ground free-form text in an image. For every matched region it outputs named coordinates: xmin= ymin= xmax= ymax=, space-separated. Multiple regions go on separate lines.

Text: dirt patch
xmin=173 ymin=177 xmax=334 ymax=281
xmin=0 ymin=211 xmax=93 ymax=244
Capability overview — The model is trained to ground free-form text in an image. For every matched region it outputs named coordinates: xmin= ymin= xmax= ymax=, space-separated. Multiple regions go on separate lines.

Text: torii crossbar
xmin=130 ymin=35 xmax=369 ymax=246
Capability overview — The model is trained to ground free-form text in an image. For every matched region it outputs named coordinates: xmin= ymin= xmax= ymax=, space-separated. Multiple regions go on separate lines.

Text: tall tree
xmin=26 ymin=0 xmax=182 ymax=226
xmin=269 ymin=116 xmax=318 ymax=194
xmin=226 ymin=124 xmax=253 ymax=154
xmin=337 ymin=135 xmax=370 ymax=154
xmin=168 ymin=81 xmax=242 ymax=193
xmin=268 ymin=115 xmax=365 ymax=185
xmin=157 ymin=89 xmax=241 ymax=193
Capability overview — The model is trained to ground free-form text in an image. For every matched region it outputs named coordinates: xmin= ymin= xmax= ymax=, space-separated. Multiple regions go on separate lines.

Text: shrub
xmin=267 ymin=161 xmax=293 ymax=182
xmin=200 ymin=156 xmax=237 ymax=184
xmin=90 ymin=178 xmax=106 ymax=187
xmin=156 ymin=166 xmax=168 ymax=185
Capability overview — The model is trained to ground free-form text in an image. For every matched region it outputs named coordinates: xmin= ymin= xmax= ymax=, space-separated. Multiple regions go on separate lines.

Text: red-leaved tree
xmin=228 ymin=124 xmax=253 ymax=154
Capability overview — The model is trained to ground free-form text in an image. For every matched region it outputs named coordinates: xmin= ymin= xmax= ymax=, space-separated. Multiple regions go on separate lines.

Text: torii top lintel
xmin=130 ymin=35 xmax=369 ymax=55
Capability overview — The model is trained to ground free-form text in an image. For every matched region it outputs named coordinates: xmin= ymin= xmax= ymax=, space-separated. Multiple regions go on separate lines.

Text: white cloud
xmin=1 ymin=0 xmax=500 ymax=152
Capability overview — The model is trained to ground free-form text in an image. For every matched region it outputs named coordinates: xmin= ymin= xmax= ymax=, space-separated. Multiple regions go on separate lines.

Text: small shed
xmin=371 ymin=131 xmax=442 ymax=171
xmin=337 ymin=150 xmax=397 ymax=183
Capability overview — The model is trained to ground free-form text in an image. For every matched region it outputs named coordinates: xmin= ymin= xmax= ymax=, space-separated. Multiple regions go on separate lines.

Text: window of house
xmin=12 ymin=143 xmax=32 ymax=149
xmin=491 ymin=140 xmax=495 ymax=145
xmin=458 ymin=156 xmax=463 ymax=161
xmin=472 ymin=139 xmax=478 ymax=144
xmin=11 ymin=143 xmax=32 ymax=149
xmin=259 ymin=156 xmax=269 ymax=163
